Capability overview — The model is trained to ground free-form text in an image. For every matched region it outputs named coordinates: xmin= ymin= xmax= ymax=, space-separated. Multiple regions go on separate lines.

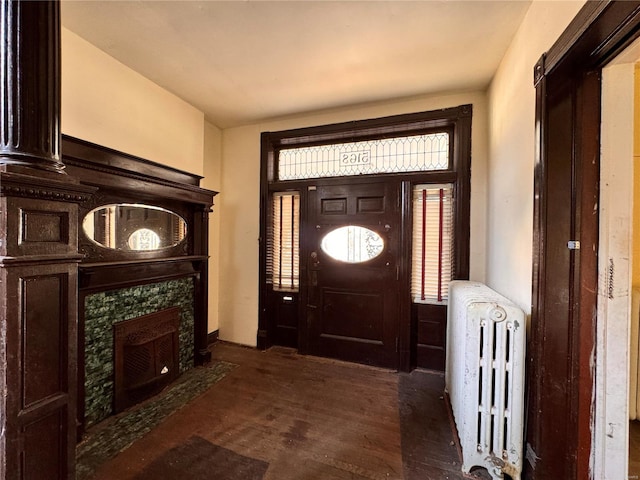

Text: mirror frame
xmin=82 ymin=203 xmax=188 ymax=252
xmin=77 ymin=191 xmax=193 ymax=262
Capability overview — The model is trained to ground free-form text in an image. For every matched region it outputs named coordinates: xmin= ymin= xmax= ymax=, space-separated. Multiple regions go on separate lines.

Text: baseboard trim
xmin=207 ymin=330 xmax=219 ymax=346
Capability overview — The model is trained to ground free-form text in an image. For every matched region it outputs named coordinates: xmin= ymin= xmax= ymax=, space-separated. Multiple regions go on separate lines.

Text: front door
xmin=306 ymin=181 xmax=400 ymax=369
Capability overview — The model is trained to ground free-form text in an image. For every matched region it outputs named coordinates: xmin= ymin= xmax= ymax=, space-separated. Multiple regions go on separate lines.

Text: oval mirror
xmin=320 ymin=225 xmax=384 ymax=263
xmin=82 ymin=204 xmax=187 ymax=251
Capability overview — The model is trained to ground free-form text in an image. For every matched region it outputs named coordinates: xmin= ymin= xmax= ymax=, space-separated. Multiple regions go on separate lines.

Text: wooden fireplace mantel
xmin=63 ymin=135 xmax=218 ymax=437
xmin=78 ymin=256 xmax=208 ymax=292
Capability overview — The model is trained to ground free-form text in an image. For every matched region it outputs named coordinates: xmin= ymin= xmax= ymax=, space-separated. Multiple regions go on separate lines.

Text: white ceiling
xmin=61 ymin=1 xmax=532 ymax=129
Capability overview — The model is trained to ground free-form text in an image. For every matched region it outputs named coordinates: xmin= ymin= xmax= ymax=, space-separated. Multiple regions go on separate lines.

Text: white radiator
xmin=630 ymin=287 xmax=640 ymax=420
xmin=446 ymin=281 xmax=526 ymax=480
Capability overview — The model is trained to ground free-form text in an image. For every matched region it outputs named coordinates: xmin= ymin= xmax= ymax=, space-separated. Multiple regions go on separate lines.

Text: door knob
xmin=310 ymin=251 xmax=320 ymax=268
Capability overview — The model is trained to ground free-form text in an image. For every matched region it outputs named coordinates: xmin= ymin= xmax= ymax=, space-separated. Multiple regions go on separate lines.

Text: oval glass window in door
xmin=320 ymin=226 xmax=384 ymax=263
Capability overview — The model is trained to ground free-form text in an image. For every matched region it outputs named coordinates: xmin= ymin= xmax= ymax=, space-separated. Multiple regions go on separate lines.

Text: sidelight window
xmin=411 ymin=184 xmax=454 ymax=304
xmin=268 ymin=192 xmax=300 ymax=291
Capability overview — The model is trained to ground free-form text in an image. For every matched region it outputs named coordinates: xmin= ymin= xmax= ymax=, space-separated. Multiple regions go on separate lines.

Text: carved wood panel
xmin=2 ymin=262 xmax=78 ymax=480
xmin=21 ymin=274 xmax=67 ymax=407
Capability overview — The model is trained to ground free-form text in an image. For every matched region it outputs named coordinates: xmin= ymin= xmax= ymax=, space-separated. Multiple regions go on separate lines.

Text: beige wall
xmin=486 ymin=0 xmax=585 ymax=313
xmin=203 ymin=122 xmax=223 ymax=333
xmin=61 ymin=27 xmax=205 ymax=175
xmin=62 ymin=27 xmax=221 ymax=332
xmin=218 ymin=92 xmax=489 ymax=346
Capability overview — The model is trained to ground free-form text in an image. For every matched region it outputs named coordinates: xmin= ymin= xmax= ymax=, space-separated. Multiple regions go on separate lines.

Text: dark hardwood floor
xmin=89 ymin=342 xmax=490 ymax=480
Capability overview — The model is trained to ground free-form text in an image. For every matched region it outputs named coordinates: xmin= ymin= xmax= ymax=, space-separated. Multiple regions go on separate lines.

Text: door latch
xmin=567 ymin=240 xmax=580 ymax=250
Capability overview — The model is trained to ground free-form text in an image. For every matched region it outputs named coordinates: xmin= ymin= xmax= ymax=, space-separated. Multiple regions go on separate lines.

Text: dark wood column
xmin=0 ymin=0 xmax=63 ymax=172
xmin=0 ymin=1 xmax=94 ymax=478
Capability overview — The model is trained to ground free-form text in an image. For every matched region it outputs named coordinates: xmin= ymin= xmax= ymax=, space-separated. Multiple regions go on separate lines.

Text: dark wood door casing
xmin=259 ymin=106 xmax=472 ymax=372
xmin=529 ymin=71 xmax=598 ymax=480
xmin=529 ymin=2 xmax=640 ymax=479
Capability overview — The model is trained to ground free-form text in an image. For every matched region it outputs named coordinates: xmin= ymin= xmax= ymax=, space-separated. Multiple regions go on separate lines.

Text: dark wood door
xmin=306 ymin=181 xmax=400 ymax=368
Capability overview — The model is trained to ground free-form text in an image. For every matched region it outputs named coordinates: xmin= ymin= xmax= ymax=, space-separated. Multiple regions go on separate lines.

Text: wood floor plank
xmin=89 ymin=343 xmax=486 ymax=480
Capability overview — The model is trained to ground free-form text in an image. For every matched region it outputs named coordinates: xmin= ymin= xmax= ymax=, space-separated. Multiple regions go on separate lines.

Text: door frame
xmin=258 ymin=106 xmax=472 ymax=372
xmin=530 ymin=2 xmax=640 ymax=479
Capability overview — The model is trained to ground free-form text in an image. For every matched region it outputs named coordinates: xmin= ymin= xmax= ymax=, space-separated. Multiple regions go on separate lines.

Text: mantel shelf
xmin=80 ymin=255 xmax=208 ymax=270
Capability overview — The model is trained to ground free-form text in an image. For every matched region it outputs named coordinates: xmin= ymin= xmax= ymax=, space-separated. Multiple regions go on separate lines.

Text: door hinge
xmin=567 ymin=240 xmax=580 ymax=250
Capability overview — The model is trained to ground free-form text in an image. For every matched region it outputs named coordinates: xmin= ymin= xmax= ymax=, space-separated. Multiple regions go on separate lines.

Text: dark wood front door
xmin=306 ymin=181 xmax=400 ymax=369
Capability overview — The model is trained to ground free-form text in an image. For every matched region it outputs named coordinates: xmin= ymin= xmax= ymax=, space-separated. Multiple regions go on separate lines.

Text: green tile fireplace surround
xmin=84 ymin=277 xmax=195 ymax=427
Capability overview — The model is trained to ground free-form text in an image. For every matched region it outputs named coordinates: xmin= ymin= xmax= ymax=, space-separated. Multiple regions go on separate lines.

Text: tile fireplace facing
xmin=84 ymin=277 xmax=195 ymax=427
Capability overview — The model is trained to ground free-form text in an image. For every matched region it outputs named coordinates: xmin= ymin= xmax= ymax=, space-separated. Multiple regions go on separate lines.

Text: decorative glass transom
xmin=278 ymin=132 xmax=449 ymax=181
xmin=321 ymin=226 xmax=384 ymax=263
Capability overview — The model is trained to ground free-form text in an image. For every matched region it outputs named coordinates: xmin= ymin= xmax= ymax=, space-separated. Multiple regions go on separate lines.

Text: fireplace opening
xmin=114 ymin=307 xmax=181 ymax=412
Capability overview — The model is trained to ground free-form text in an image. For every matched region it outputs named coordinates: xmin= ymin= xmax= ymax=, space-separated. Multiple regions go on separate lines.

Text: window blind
xmin=268 ymin=192 xmax=300 ymax=291
xmin=411 ymin=184 xmax=454 ymax=304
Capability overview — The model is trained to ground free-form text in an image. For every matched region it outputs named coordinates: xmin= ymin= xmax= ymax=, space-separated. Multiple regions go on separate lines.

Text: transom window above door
xmin=277 ymin=132 xmax=450 ymax=181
